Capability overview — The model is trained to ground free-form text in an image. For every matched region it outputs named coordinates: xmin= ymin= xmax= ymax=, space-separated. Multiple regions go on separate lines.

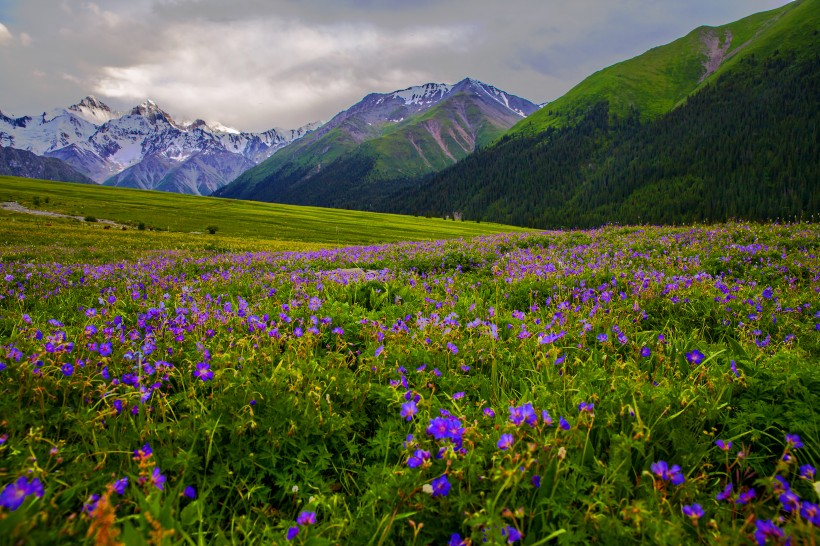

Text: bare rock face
xmin=700 ymin=30 xmax=733 ymax=81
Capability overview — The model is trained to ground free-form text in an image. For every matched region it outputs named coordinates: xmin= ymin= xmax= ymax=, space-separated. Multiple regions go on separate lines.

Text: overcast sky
xmin=0 ymin=0 xmax=793 ymax=132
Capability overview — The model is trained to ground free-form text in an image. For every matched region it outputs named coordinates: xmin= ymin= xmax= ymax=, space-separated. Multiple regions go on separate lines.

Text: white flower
xmin=292 ymin=485 xmax=299 ymax=493
xmin=422 ymin=484 xmax=433 ymax=495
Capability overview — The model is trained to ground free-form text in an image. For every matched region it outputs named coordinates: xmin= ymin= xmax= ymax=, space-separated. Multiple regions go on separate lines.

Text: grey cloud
xmin=0 ymin=0 xmax=795 ymax=130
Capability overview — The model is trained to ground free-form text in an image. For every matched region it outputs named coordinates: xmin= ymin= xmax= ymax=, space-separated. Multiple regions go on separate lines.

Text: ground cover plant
xmin=0 ymin=219 xmax=818 ymax=545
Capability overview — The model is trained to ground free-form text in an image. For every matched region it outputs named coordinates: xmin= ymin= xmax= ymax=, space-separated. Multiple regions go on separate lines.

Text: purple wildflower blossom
xmin=400 ymin=400 xmax=417 ymax=421
xmin=497 ymin=433 xmax=514 ymax=451
xmin=431 ymin=474 xmax=451 ymax=497
xmin=685 ymin=350 xmax=705 ymax=365
xmin=753 ymin=520 xmax=783 ymax=546
xmin=296 ymin=511 xmax=316 ymax=525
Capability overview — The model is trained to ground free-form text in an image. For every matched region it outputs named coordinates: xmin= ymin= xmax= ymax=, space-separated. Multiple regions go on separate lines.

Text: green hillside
xmin=509 ymin=0 xmax=811 ymax=136
xmin=382 ymin=0 xmax=819 ymax=228
xmin=0 ymin=176 xmax=529 ymax=251
xmin=216 ymin=79 xmax=538 ymax=205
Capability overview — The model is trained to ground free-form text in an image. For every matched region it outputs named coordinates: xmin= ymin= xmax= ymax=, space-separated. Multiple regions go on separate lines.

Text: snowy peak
xmin=387 ymin=82 xmax=454 ymax=106
xmin=68 ymin=96 xmax=122 ymax=125
xmin=451 ymin=78 xmax=539 ymax=117
xmin=130 ymin=99 xmax=167 ymax=118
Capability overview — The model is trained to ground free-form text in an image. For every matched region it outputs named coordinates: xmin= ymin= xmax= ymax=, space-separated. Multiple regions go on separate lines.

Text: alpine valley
xmin=220 ymin=0 xmax=819 ymax=227
xmin=0 ymin=97 xmax=320 ymax=195
xmin=1 ymin=0 xmax=817 ymax=228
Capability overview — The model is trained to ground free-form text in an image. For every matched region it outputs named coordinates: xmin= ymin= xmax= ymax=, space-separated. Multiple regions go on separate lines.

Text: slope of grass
xmin=509 ymin=0 xmax=809 ymax=136
xmin=0 ymin=176 xmax=529 ymax=248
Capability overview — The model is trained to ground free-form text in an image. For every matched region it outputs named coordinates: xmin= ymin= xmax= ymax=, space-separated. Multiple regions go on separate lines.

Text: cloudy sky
xmin=0 ymin=0 xmax=792 ymax=131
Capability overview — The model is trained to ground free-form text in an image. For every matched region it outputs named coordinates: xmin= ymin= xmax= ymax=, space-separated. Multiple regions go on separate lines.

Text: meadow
xmin=0 ymin=197 xmax=818 ymax=544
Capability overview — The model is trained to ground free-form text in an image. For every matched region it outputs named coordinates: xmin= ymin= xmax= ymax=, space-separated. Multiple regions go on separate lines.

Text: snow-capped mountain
xmin=216 ymin=77 xmax=540 ymax=206
xmin=0 ymin=97 xmax=320 ymax=195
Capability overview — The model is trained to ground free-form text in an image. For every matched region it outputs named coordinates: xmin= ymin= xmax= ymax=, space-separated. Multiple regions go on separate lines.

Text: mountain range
xmin=214 ymin=78 xmax=539 ymax=206
xmin=1 ymin=0 xmax=817 ymax=228
xmin=0 ymin=97 xmax=319 ymax=195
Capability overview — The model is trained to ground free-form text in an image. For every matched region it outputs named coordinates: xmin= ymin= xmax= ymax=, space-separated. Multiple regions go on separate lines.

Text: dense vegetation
xmin=0 ymin=218 xmax=818 ymax=544
xmin=386 ymin=49 xmax=819 ymax=228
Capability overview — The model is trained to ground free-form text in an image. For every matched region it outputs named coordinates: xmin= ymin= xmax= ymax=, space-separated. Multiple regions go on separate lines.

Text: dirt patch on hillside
xmin=0 ymin=202 xmax=129 ymax=228
xmin=700 ymin=29 xmax=733 ymax=82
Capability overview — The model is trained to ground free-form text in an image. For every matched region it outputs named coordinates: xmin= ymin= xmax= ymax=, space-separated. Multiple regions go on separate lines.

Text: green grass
xmin=0 ymin=221 xmax=817 ymax=544
xmin=509 ymin=0 xmax=812 ymax=136
xmin=0 ymin=175 xmax=529 ymax=250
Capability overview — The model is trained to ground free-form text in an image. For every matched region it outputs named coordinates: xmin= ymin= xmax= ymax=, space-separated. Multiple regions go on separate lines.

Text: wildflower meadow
xmin=0 ymin=220 xmax=818 ymax=545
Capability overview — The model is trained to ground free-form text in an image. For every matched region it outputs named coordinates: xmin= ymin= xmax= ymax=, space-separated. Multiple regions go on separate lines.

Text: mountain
xmin=214 ymin=78 xmax=539 ymax=206
xmin=509 ymin=0 xmax=812 ymax=135
xmin=0 ymin=146 xmax=93 ymax=184
xmin=0 ymin=97 xmax=319 ymax=195
xmin=380 ymin=0 xmax=819 ymax=228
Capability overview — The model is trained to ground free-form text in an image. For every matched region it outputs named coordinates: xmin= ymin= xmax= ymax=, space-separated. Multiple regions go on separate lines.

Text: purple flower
xmin=183 ymin=486 xmax=197 ymax=499
xmin=640 ymin=346 xmax=651 ymax=358
xmin=134 ymin=443 xmax=152 ymax=458
xmin=483 ymin=407 xmax=495 ymax=418
xmin=286 ymin=526 xmax=299 ymax=541
xmin=296 ymin=511 xmax=316 ymax=525
xmin=596 ymin=333 xmax=608 ymax=343
xmin=531 ymin=475 xmax=541 ymax=488
xmin=497 ymin=433 xmax=514 ymax=451
xmin=452 ymin=392 xmax=465 ymax=400
xmin=400 ymin=400 xmax=418 ymax=421
xmin=799 ymin=464 xmax=816 ymax=480
xmin=193 ymin=362 xmax=213 ymax=382
xmin=578 ymin=402 xmax=594 ymax=414
xmin=682 ymin=503 xmax=704 ymax=519
xmin=99 ymin=342 xmax=113 ymax=357
xmin=374 ymin=345 xmax=384 ymax=357
xmin=650 ymin=461 xmax=684 ymax=485
xmin=685 ymin=350 xmax=705 ymax=365
xmin=5 ymin=478 xmax=37 ymax=508
xmin=785 ymin=433 xmax=803 ymax=449
xmin=559 ymin=416 xmax=570 ymax=430
xmin=113 ymin=477 xmax=128 ymax=495
xmin=446 ymin=342 xmax=458 ymax=355
xmin=0 ymin=477 xmax=44 ymax=511
xmin=779 ymin=491 xmax=801 ymax=513
xmin=508 ymin=403 xmax=537 ymax=427
xmin=715 ymin=439 xmax=732 ymax=451
xmin=800 ymin=501 xmax=820 ymax=526
xmin=449 ymin=534 xmax=467 ymax=546
xmin=407 ymin=449 xmax=430 ymax=468
xmin=541 ymin=410 xmax=553 ymax=425
xmin=61 ymin=363 xmax=74 ymax=377
xmin=753 ymin=520 xmax=783 ymax=546
xmin=501 ymin=525 xmax=522 ymax=543
xmin=716 ymin=483 xmax=734 ymax=503
xmin=735 ymin=488 xmax=756 ymax=505
xmin=431 ymin=475 xmax=451 ymax=497
xmin=151 ymin=468 xmax=166 ymax=491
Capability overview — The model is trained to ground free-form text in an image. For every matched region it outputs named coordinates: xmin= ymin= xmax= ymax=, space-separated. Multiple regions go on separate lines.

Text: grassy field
xmin=0 ymin=176 xmax=527 ymax=249
xmin=0 ymin=218 xmax=817 ymax=545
